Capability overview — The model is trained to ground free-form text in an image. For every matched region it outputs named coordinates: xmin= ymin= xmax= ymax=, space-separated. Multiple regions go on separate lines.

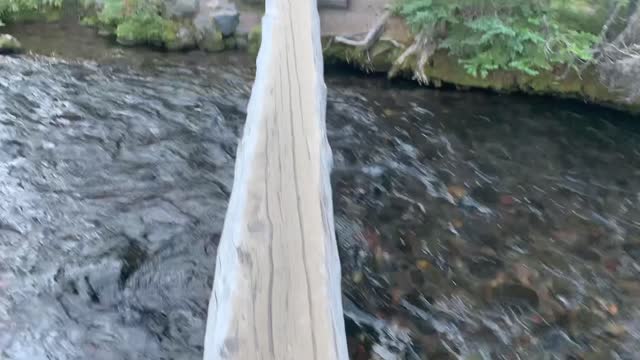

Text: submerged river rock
xmin=1 ymin=32 xmax=640 ymax=359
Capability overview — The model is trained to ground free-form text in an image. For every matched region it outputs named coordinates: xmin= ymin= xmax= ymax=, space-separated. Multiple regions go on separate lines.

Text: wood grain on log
xmin=241 ymin=0 xmax=349 ymax=9
xmin=202 ymin=0 xmax=348 ymax=359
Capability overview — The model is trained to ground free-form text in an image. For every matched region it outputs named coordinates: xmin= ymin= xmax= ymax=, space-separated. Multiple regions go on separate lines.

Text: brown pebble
xmin=452 ymin=219 xmax=464 ymax=228
xmin=352 ymin=271 xmax=363 ymax=284
xmin=605 ymin=323 xmax=627 ymax=337
xmin=416 ymin=259 xmax=431 ymax=270
xmin=448 ymin=185 xmax=466 ymax=200
xmin=391 ymin=288 xmax=404 ymax=305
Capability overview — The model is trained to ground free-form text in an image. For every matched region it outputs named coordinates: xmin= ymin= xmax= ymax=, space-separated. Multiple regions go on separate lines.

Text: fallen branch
xmin=334 ymin=10 xmax=391 ymax=51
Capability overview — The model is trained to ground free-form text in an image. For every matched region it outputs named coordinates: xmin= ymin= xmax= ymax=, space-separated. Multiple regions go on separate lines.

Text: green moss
xmin=80 ymin=15 xmax=99 ymax=27
xmin=199 ymin=29 xmax=224 ymax=52
xmin=247 ymin=24 xmax=261 ymax=57
xmin=97 ymin=0 xmax=124 ymax=28
xmin=2 ymin=6 xmax=62 ymax=24
xmin=88 ymin=0 xmax=180 ymax=48
xmin=115 ymin=13 xmax=175 ymax=47
xmin=323 ymin=38 xmax=403 ymax=73
xmin=163 ymin=20 xmax=179 ymax=44
xmin=223 ymin=36 xmax=237 ymax=50
xmin=323 ymin=41 xmax=368 ymax=68
xmin=0 ymin=0 xmax=63 ymax=25
xmin=235 ymin=33 xmax=248 ymax=49
xmin=551 ymin=0 xmax=617 ymax=35
xmin=417 ymin=51 xmax=617 ymax=103
xmin=321 ymin=39 xmax=638 ymax=112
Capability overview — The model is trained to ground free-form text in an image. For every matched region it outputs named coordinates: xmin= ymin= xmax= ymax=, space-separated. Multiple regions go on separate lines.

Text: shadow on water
xmin=1 ymin=21 xmax=640 ymax=360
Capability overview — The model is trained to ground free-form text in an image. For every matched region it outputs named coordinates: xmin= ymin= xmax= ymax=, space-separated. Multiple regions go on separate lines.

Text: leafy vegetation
xmin=395 ymin=0 xmax=610 ymax=78
xmin=0 ymin=0 xmax=62 ymax=25
xmin=82 ymin=0 xmax=178 ymax=47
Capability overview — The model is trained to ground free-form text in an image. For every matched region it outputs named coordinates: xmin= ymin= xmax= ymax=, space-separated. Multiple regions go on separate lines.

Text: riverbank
xmin=2 ymin=42 xmax=640 ymax=359
xmin=2 ymin=0 xmax=639 ymax=113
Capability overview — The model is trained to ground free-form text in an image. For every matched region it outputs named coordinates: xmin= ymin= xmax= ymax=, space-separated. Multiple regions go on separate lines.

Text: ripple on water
xmin=2 ymin=54 xmax=640 ymax=359
xmin=0 ymin=56 xmax=241 ymax=360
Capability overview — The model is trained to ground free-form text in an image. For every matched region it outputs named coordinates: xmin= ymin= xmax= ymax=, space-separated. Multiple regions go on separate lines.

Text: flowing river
xmin=1 ymin=22 xmax=640 ymax=360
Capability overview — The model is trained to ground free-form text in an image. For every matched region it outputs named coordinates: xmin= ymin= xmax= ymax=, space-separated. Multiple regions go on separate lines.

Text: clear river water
xmin=2 ymin=21 xmax=640 ymax=360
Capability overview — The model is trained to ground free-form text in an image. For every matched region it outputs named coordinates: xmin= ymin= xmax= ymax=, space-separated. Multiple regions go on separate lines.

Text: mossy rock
xmin=165 ymin=21 xmax=197 ymax=51
xmin=223 ymin=36 xmax=237 ymax=50
xmin=198 ymin=29 xmax=225 ymax=52
xmin=0 ymin=34 xmax=22 ymax=54
xmin=235 ymin=33 xmax=248 ymax=49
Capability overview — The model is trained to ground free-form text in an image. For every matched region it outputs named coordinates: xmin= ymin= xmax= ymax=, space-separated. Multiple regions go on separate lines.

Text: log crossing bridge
xmin=203 ymin=0 xmax=349 ymax=359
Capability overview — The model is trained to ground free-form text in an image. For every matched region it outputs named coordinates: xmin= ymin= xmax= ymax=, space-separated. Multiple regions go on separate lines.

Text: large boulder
xmin=193 ymin=0 xmax=239 ymax=37
xmin=212 ymin=10 xmax=239 ymax=37
xmin=193 ymin=0 xmax=239 ymax=51
xmin=0 ymin=34 xmax=22 ymax=54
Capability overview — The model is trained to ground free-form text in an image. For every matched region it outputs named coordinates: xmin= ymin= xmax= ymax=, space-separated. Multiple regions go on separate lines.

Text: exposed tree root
xmin=333 ymin=9 xmax=437 ymax=84
xmin=388 ymin=29 xmax=436 ymax=85
xmin=596 ymin=1 xmax=640 ymax=102
xmin=334 ymin=10 xmax=391 ymax=51
xmin=561 ymin=0 xmax=639 ymax=79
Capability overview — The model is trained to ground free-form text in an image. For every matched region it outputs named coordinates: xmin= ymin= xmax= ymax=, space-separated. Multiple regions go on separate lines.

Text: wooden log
xmin=240 ymin=0 xmax=349 ymax=9
xmin=202 ymin=0 xmax=348 ymax=359
xmin=318 ymin=0 xmax=349 ymax=8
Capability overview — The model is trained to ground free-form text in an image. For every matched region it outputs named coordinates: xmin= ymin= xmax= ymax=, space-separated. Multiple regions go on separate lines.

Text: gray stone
xmin=223 ymin=36 xmax=237 ymax=50
xmin=166 ymin=26 xmax=198 ymax=51
xmin=0 ymin=34 xmax=22 ymax=54
xmin=198 ymin=29 xmax=225 ymax=52
xmin=213 ymin=11 xmax=239 ymax=36
xmin=166 ymin=0 xmax=200 ymax=18
xmin=235 ymin=34 xmax=248 ymax=49
xmin=193 ymin=1 xmax=239 ymax=38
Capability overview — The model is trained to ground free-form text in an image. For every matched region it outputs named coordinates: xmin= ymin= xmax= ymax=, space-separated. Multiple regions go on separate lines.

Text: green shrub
xmin=395 ymin=0 xmax=602 ymax=77
xmin=116 ymin=11 xmax=174 ymax=46
xmin=83 ymin=0 xmax=178 ymax=47
xmin=0 ymin=0 xmax=63 ymax=25
xmin=96 ymin=0 xmax=124 ymax=28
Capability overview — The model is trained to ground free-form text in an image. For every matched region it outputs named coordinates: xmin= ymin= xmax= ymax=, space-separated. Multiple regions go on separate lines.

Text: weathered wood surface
xmin=203 ymin=0 xmax=348 ymax=359
xmin=318 ymin=0 xmax=349 ymax=8
xmin=241 ymin=0 xmax=349 ymax=9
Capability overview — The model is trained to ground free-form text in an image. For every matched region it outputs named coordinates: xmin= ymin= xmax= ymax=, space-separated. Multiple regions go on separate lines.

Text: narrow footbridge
xmin=203 ymin=0 xmax=349 ymax=359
